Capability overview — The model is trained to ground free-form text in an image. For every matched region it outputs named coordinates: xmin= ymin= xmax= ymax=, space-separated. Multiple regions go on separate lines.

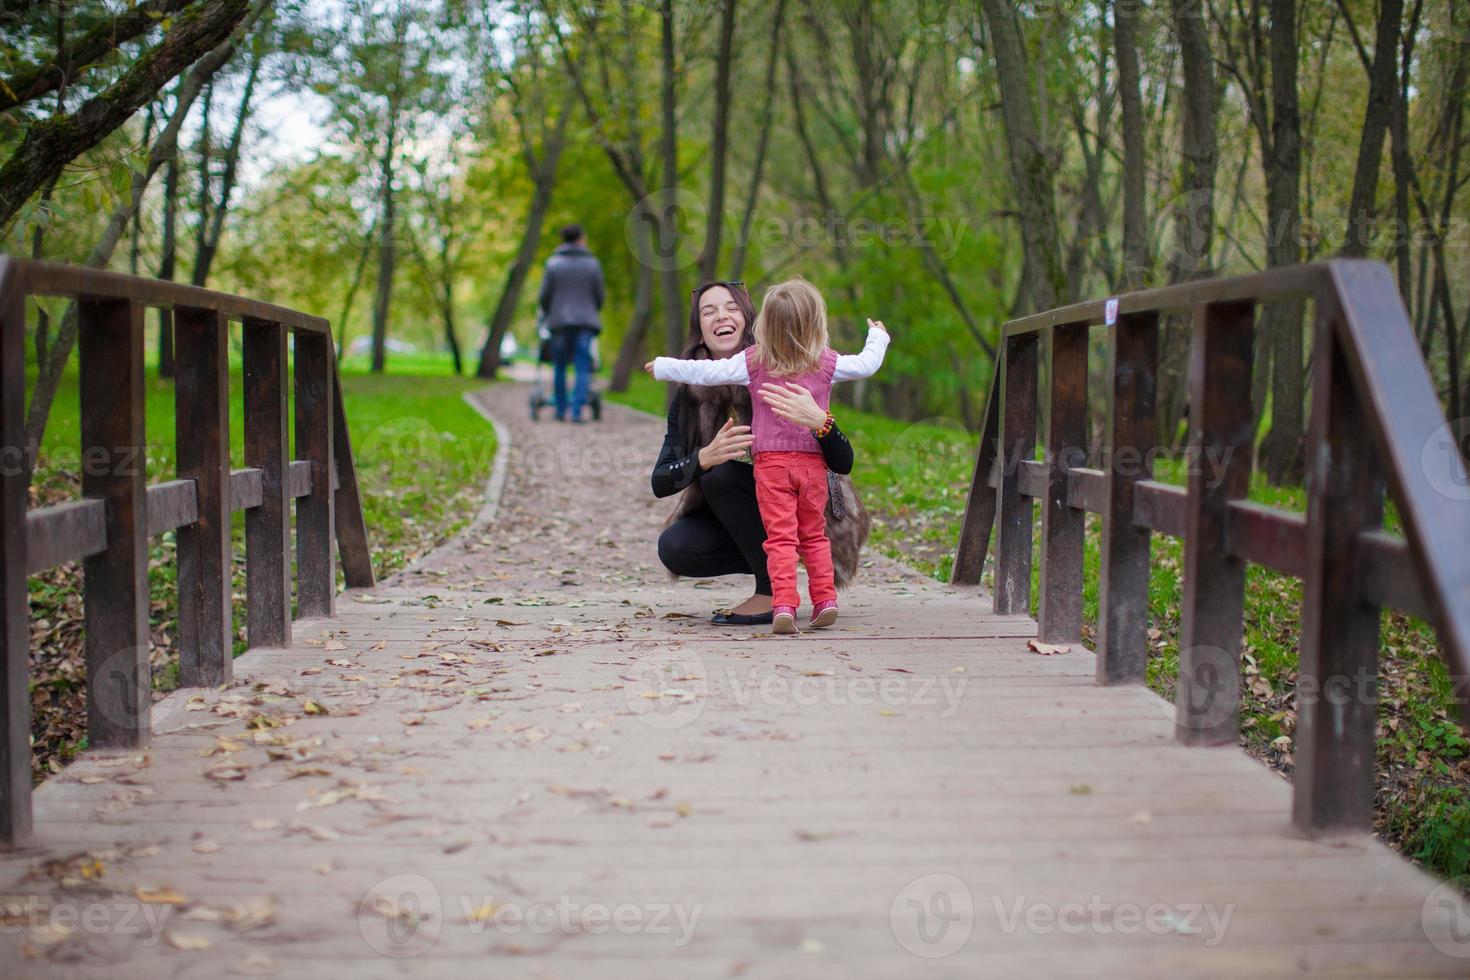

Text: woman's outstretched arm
xmin=648 ymin=353 xmax=751 ymax=386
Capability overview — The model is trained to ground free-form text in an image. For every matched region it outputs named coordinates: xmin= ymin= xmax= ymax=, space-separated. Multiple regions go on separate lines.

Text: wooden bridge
xmin=1 ymin=257 xmax=1469 ymax=976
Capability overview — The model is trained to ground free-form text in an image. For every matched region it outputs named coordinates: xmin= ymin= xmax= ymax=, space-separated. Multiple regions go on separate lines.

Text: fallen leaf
xmin=166 ymin=932 xmax=212 ymax=950
xmin=136 ymin=886 xmax=188 ymax=905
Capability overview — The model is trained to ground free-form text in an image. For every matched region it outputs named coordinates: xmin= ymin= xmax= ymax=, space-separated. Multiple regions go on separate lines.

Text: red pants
xmin=754 ymin=451 xmax=836 ymax=609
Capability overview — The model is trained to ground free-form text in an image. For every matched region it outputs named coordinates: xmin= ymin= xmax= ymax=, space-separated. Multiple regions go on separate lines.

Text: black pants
xmin=657 ymin=461 xmax=772 ymax=596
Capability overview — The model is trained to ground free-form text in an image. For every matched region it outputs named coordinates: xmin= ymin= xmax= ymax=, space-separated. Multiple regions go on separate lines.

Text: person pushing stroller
xmin=538 ymin=224 xmax=605 ymax=423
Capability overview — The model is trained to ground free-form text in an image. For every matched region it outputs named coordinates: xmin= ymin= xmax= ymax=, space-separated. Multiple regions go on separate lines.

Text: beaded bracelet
xmin=812 ymin=411 xmax=835 ymax=439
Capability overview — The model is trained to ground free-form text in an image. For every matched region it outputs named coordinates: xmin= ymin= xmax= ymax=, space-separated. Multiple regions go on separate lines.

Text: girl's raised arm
xmin=832 ymin=319 xmax=891 ymax=382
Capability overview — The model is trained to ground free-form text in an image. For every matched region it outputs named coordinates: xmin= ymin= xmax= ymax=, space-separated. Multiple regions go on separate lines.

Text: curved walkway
xmin=0 ymin=383 xmax=1465 ymax=978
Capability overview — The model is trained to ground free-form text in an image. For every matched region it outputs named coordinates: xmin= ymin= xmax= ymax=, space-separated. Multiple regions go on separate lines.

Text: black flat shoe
xmin=711 ymin=609 xmax=774 ymax=626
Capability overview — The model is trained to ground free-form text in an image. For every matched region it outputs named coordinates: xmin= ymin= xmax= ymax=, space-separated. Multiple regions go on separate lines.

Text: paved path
xmin=2 ymin=384 xmax=1467 ymax=978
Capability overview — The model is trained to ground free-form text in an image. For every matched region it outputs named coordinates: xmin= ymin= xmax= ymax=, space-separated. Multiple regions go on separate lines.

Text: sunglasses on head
xmin=692 ymin=280 xmax=745 ymax=296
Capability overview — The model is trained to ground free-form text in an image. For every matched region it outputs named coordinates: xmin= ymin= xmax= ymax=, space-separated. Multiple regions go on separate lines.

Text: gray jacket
xmin=539 ymin=244 xmax=605 ymax=332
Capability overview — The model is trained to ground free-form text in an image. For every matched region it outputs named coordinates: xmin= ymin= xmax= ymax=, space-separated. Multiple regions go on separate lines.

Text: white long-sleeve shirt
xmin=652 ymin=325 xmax=889 ymax=386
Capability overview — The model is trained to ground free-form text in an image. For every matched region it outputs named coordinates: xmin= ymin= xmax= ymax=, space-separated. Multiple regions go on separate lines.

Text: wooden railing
xmin=952 ymin=259 xmax=1470 ymax=837
xmin=0 ymin=258 xmax=375 ymax=845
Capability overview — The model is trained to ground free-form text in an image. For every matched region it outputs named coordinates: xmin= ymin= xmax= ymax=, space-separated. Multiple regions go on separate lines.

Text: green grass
xmin=610 ymin=372 xmax=1470 ymax=884
xmin=24 ymin=350 xmax=496 ymax=779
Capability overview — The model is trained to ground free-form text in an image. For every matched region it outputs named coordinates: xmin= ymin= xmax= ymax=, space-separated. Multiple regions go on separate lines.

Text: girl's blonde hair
xmin=750 ymin=278 xmax=829 ymax=376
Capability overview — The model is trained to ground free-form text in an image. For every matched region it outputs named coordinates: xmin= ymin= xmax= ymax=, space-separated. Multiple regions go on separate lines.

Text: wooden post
xmin=1294 ymin=306 xmax=1383 ymax=835
xmin=79 ymin=298 xmax=151 ymax=748
xmin=244 ymin=319 xmax=291 ymax=648
xmin=1175 ymin=301 xmax=1255 ymax=744
xmin=1038 ymin=323 xmax=1087 ymax=642
xmin=0 ymin=261 xmax=31 ymax=843
xmin=174 ymin=307 xmax=233 ymax=686
xmin=1096 ymin=311 xmax=1158 ymax=684
xmin=331 ymin=357 xmax=375 ymax=589
xmin=951 ymin=374 xmax=1001 ymax=586
xmin=993 ymin=332 xmax=1039 ymax=615
xmin=294 ymin=330 xmax=335 ymax=618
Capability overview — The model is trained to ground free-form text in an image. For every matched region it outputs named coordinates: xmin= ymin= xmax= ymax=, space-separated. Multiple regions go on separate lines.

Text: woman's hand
xmin=867 ymin=318 xmax=888 ymax=335
xmin=759 ymin=382 xmax=829 ymax=430
xmin=697 ymin=419 xmax=755 ymax=470
xmin=643 ymin=360 xmax=655 ymax=376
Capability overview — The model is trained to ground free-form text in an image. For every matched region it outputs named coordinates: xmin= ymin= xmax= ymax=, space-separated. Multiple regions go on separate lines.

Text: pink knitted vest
xmin=745 ymin=347 xmax=838 ymax=454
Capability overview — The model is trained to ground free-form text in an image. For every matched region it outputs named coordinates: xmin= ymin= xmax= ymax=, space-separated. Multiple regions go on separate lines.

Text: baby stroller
xmin=528 ymin=310 xmax=603 ymax=421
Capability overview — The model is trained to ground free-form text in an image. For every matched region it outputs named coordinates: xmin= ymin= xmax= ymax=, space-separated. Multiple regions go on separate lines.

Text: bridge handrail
xmin=952 ymin=259 xmax=1470 ymax=836
xmin=0 ymin=257 xmax=375 ymax=845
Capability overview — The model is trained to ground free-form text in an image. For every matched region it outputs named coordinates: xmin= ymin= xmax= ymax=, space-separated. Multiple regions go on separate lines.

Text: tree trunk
xmin=32 ymin=175 xmax=58 ymax=369
xmin=190 ymin=81 xmax=214 ymax=286
xmin=1259 ymin=0 xmax=1306 ymax=485
xmin=22 ymin=0 xmax=266 ymax=448
xmin=370 ymin=111 xmax=399 ymax=375
xmin=697 ymin=0 xmax=737 ymax=283
xmin=657 ymin=0 xmax=683 ymax=355
xmin=1114 ymin=0 xmax=1147 ymax=290
xmin=478 ymin=107 xmax=571 ymax=379
xmin=1340 ymin=0 xmax=1404 ymax=257
xmin=1389 ymin=5 xmax=1418 ymax=309
xmin=478 ymin=178 xmax=554 ymax=379
xmin=729 ymin=0 xmax=786 ymax=280
xmin=0 ymin=0 xmax=193 ymax=114
xmin=0 ymin=0 xmax=251 ymax=230
xmin=1158 ymin=0 xmax=1220 ymax=449
xmin=336 ymin=219 xmax=376 ymax=363
xmin=612 ymin=245 xmax=655 ymax=392
xmin=440 ymin=246 xmax=462 ymax=377
xmin=157 ymin=149 xmax=179 ymax=379
xmin=194 ymin=43 xmax=260 ymax=286
xmin=128 ymin=107 xmax=155 ymax=279
xmin=978 ymin=0 xmax=1063 ymax=314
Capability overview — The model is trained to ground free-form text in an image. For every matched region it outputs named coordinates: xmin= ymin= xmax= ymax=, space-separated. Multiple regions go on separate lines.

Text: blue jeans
xmin=551 ymin=327 xmax=595 ymax=419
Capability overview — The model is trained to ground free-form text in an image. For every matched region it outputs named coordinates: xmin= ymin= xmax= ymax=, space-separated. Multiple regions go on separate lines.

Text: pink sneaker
xmin=772 ymin=605 xmax=798 ymax=634
xmin=809 ymin=600 xmax=838 ymax=628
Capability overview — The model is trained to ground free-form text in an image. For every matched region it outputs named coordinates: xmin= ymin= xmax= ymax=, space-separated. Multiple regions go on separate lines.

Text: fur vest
xmin=666 ymin=382 xmax=871 ymax=588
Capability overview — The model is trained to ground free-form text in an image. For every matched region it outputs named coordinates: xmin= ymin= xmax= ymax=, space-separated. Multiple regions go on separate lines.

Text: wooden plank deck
xmin=2 ymin=383 xmax=1467 ymax=978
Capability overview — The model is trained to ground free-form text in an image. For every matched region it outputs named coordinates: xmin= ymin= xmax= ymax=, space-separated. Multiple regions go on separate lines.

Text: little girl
xmin=647 ymin=278 xmax=889 ymax=633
